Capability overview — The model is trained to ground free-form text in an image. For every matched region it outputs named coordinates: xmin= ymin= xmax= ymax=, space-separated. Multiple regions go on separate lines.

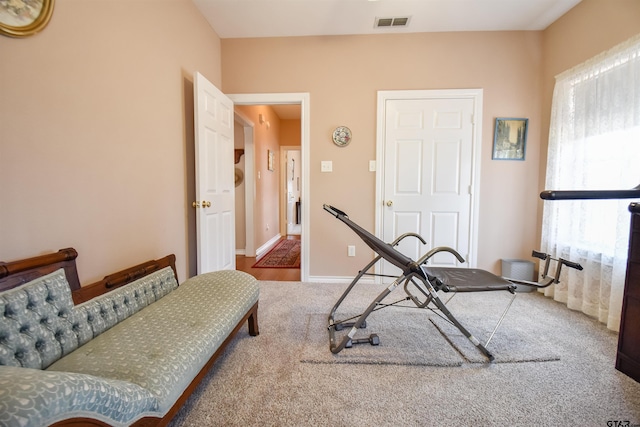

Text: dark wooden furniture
xmin=0 ymin=247 xmax=81 ymax=292
xmin=0 ymin=248 xmax=260 ymax=426
xmin=71 ymin=254 xmax=178 ymax=304
xmin=616 ymin=202 xmax=640 ymax=382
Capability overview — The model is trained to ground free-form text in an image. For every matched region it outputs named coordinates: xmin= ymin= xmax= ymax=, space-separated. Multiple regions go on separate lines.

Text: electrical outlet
xmin=348 ymin=245 xmax=356 ymax=257
xmin=321 ymin=161 xmax=333 ymax=172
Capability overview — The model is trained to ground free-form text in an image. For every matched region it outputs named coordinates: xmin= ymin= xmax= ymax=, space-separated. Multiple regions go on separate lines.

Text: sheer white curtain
xmin=542 ymin=34 xmax=640 ymax=331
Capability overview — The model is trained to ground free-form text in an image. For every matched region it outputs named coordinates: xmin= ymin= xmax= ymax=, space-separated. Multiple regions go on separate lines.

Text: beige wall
xmin=223 ymin=3 xmax=640 ymax=277
xmin=223 ymin=32 xmax=545 ymax=275
xmin=3 ymin=0 xmax=639 ymax=284
xmin=0 ymin=0 xmax=221 ymax=283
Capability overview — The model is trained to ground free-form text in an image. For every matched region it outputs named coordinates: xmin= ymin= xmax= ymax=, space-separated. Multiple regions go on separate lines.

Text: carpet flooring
xmin=301 ymin=311 xmax=464 ymax=366
xmin=168 ymin=280 xmax=640 ymax=427
xmin=428 ymin=292 xmax=561 ymax=364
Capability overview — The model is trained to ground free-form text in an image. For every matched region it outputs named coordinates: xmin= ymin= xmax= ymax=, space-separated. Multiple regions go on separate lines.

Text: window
xmin=542 ymin=34 xmax=640 ymax=331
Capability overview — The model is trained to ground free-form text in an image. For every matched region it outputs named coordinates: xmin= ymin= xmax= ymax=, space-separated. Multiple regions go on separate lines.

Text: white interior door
xmin=379 ymin=93 xmax=480 ymax=277
xmin=194 ymin=72 xmax=235 ymax=273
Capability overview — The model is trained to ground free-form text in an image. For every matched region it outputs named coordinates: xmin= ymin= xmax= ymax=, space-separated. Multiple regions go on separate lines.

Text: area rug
xmin=300 ymin=311 xmax=464 ymax=366
xmin=252 ymin=239 xmax=300 ymax=268
xmin=429 ymin=293 xmax=561 ymax=363
xmin=300 ymin=291 xmax=561 ymax=365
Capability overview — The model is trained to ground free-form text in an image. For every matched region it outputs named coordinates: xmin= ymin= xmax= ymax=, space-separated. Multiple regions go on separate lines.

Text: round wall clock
xmin=332 ymin=126 xmax=352 ymax=147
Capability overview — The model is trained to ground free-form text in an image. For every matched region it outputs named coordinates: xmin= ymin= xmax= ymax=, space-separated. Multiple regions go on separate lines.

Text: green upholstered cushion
xmin=48 ymin=270 xmax=259 ymax=415
xmin=0 ymin=266 xmax=178 ymax=371
xmin=75 ymin=266 xmax=178 ymax=338
xmin=0 ymin=269 xmax=87 ymax=369
xmin=0 ymin=365 xmax=158 ymax=427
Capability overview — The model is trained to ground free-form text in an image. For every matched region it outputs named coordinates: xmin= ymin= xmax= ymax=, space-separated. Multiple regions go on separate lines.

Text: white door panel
xmin=382 ymin=97 xmax=475 ymax=276
xmin=395 ymin=140 xmax=422 ymax=193
xmin=194 ymin=72 xmax=235 ymax=273
xmin=393 ymin=211 xmax=423 ymax=261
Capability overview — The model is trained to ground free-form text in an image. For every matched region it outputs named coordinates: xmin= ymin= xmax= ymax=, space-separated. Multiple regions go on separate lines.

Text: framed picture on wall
xmin=267 ymin=150 xmax=274 ymax=171
xmin=0 ymin=0 xmax=55 ymax=38
xmin=492 ymin=118 xmax=528 ymax=161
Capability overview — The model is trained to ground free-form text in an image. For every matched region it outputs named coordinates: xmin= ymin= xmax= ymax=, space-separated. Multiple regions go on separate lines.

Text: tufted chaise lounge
xmin=0 ymin=249 xmax=259 ymax=426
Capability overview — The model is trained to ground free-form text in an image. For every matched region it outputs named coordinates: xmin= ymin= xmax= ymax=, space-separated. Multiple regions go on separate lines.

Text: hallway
xmin=236 ymin=236 xmax=301 ymax=281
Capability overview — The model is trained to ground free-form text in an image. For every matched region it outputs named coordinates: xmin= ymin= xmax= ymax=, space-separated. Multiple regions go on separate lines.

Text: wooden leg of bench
xmin=247 ymin=303 xmax=259 ymax=336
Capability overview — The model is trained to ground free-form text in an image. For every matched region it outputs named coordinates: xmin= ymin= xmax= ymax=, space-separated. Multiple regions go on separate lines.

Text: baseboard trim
xmin=255 ymin=234 xmax=283 ymax=260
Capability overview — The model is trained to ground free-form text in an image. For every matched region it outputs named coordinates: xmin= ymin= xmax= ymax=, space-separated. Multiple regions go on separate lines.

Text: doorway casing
xmin=375 ymin=89 xmax=483 ymax=276
xmin=234 ymin=109 xmax=255 ymax=258
xmin=228 ymin=93 xmax=310 ymax=282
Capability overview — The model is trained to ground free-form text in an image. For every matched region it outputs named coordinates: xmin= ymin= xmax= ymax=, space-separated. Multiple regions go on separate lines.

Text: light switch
xmin=369 ymin=160 xmax=376 ymax=172
xmin=321 ymin=161 xmax=333 ymax=172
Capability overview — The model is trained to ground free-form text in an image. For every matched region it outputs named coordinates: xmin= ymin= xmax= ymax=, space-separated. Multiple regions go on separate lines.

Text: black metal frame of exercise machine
xmin=324 ymin=204 xmax=583 ymax=362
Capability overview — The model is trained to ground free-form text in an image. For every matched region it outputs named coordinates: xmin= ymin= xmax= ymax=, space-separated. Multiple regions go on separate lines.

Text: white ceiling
xmin=195 ymin=0 xmax=582 ymax=120
xmin=192 ymin=0 xmax=582 ymax=39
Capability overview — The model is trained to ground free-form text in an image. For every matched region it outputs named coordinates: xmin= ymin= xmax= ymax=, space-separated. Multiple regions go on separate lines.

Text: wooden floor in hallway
xmin=235 ymin=235 xmax=301 ymax=281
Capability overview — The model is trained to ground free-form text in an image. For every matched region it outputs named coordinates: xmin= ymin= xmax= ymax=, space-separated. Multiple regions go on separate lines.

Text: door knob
xmin=386 ymin=200 xmax=393 ymax=207
xmin=202 ymin=201 xmax=211 ymax=208
xmin=192 ymin=201 xmax=200 ymax=208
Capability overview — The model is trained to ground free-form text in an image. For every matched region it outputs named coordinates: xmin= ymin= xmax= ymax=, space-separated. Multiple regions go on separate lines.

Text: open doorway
xmin=230 ymin=94 xmax=309 ymax=281
xmin=283 ymin=147 xmax=301 ymax=236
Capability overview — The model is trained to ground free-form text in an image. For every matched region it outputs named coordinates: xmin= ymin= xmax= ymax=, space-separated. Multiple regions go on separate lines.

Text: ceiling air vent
xmin=375 ymin=16 xmax=411 ymax=28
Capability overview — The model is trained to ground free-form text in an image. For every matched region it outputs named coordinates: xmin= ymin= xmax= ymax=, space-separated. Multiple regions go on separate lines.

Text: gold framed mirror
xmin=0 ymin=0 xmax=55 ymax=38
